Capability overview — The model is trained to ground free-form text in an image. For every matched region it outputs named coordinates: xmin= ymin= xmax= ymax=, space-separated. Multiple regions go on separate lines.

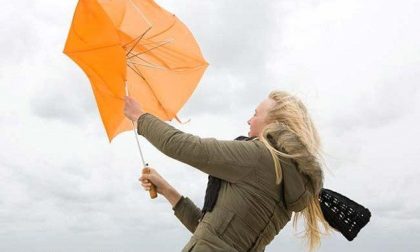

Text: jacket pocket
xmin=201 ymin=208 xmax=235 ymax=237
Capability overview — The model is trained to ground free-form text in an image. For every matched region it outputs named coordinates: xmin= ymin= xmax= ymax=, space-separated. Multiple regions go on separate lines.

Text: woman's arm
xmin=140 ymin=168 xmax=202 ymax=233
xmin=137 ymin=113 xmax=261 ymax=183
xmin=171 ymin=196 xmax=202 ymax=233
xmin=162 ymin=186 xmax=182 ymax=208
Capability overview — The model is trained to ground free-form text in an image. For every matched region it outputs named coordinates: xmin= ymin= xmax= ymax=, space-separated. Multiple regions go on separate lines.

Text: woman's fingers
xmin=140 ymin=179 xmax=153 ymax=186
xmin=140 ymin=181 xmax=152 ymax=191
xmin=139 ymin=173 xmax=151 ymax=181
xmin=139 ymin=174 xmax=153 ymax=191
xmin=139 ymin=168 xmax=166 ymax=195
xmin=140 ymin=169 xmax=157 ymax=183
xmin=141 ymin=182 xmax=152 ymax=187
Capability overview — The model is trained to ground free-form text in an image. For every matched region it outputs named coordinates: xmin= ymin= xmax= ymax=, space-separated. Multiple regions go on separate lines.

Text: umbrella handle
xmin=142 ymin=167 xmax=158 ymax=199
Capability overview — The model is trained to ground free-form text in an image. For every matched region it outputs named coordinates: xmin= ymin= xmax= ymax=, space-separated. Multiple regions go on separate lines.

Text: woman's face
xmin=247 ymin=98 xmax=276 ymax=137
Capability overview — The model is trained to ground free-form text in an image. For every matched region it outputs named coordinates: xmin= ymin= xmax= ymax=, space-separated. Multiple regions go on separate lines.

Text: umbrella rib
xmin=126 ymin=43 xmax=170 ymax=70
xmin=127 ymin=64 xmax=146 ymax=81
xmin=127 ymin=55 xmax=155 ymax=66
xmin=65 ymin=43 xmax=121 ymax=54
xmin=134 ymin=41 xmax=167 ymax=46
xmin=128 ymin=59 xmax=206 ymax=72
xmin=121 ymin=19 xmax=174 ymax=53
xmin=135 ymin=35 xmax=207 ymax=67
xmin=128 ymin=0 xmax=152 ymax=27
xmin=123 ymin=37 xmax=162 ymax=48
xmin=167 ymin=64 xmax=208 ymax=72
xmin=130 ymin=39 xmax=174 ymax=52
xmin=146 ymin=18 xmax=177 ymax=40
xmin=127 ymin=60 xmax=166 ymax=71
xmin=123 ymin=0 xmax=157 ymax=54
xmin=125 ymin=26 xmax=153 ymax=57
xmin=126 ymin=65 xmax=171 ymax=119
xmin=126 ymin=39 xmax=174 ymax=60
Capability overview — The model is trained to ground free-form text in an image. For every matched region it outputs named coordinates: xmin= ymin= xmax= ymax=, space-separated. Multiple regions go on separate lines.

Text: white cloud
xmin=1 ymin=0 xmax=419 ymax=251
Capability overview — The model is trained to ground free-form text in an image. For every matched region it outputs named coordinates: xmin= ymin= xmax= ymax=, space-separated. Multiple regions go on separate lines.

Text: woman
xmin=124 ymin=90 xmax=330 ymax=252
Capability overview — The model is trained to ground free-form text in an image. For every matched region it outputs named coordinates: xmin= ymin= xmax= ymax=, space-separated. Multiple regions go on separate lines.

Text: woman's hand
xmin=139 ymin=168 xmax=182 ymax=207
xmin=124 ymin=96 xmax=144 ymax=121
xmin=139 ymin=168 xmax=172 ymax=195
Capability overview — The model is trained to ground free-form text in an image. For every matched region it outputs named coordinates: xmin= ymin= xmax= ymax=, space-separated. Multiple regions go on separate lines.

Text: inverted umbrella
xmin=64 ymin=0 xmax=208 ymax=140
xmin=64 ymin=0 xmax=208 ymax=197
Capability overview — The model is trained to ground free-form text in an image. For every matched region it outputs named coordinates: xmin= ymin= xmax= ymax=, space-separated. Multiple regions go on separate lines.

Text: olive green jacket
xmin=137 ymin=113 xmax=314 ymax=252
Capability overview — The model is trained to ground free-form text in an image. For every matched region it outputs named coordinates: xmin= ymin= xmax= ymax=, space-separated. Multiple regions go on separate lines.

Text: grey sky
xmin=1 ymin=0 xmax=419 ymax=251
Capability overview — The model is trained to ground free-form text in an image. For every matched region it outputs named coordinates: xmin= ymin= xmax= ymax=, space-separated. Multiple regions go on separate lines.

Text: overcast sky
xmin=1 ymin=0 xmax=419 ymax=251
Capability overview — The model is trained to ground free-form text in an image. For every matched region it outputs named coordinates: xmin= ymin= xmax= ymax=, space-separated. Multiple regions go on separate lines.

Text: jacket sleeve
xmin=172 ymin=196 xmax=202 ymax=234
xmin=137 ymin=113 xmax=260 ymax=182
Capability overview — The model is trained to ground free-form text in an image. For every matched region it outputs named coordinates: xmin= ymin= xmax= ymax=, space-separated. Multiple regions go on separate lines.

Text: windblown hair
xmin=259 ymin=90 xmax=331 ymax=252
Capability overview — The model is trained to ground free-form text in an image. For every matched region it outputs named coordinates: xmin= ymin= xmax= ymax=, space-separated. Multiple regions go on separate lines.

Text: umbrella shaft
xmin=126 ymin=83 xmax=148 ymax=168
xmin=131 ymin=120 xmax=147 ymax=167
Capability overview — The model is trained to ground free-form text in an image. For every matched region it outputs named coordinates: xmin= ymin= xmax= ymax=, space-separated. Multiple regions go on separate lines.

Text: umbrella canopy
xmin=64 ymin=0 xmax=208 ymax=142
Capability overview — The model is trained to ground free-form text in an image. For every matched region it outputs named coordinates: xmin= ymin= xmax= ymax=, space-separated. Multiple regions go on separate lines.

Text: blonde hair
xmin=259 ymin=90 xmax=331 ymax=252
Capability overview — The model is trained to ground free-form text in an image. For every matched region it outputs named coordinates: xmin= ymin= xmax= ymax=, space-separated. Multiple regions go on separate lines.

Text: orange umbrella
xmin=63 ymin=0 xmax=208 ymax=143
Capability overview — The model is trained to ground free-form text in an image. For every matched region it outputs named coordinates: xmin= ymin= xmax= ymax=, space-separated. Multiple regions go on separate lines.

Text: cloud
xmin=1 ymin=0 xmax=420 ymax=251
xmin=29 ymin=71 xmax=97 ymax=125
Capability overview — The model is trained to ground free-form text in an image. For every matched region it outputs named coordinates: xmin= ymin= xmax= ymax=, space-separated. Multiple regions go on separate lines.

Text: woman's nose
xmin=247 ymin=119 xmax=251 ymax=125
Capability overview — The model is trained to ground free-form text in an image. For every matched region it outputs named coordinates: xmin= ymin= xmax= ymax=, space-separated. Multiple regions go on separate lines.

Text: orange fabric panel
xmin=64 ymin=0 xmax=208 ymax=141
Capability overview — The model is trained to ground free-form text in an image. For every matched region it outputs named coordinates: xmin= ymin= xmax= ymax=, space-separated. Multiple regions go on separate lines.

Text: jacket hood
xmin=267 ymin=129 xmax=324 ymax=212
xmin=280 ymin=159 xmax=313 ymax=212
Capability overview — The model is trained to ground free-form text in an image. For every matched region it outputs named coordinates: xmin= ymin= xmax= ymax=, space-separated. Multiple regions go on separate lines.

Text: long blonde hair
xmin=259 ymin=90 xmax=331 ymax=251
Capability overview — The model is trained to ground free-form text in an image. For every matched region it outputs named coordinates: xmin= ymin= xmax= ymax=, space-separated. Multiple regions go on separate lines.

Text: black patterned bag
xmin=319 ymin=188 xmax=371 ymax=241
